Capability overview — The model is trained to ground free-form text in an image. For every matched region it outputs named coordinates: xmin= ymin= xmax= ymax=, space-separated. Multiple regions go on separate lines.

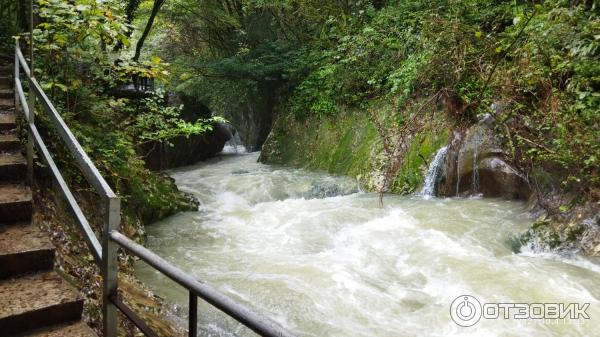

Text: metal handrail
xmin=15 ymin=42 xmax=120 ymax=337
xmin=111 ymin=231 xmax=295 ymax=337
xmin=16 ymin=47 xmax=117 ymax=199
xmin=14 ymin=41 xmax=296 ymax=337
xmin=15 ymin=45 xmax=105 ymax=263
xmin=29 ymin=123 xmax=104 ymax=262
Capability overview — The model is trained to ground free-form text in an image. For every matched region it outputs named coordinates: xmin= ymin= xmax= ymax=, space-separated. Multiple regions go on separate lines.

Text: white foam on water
xmin=136 ymin=153 xmax=600 ymax=337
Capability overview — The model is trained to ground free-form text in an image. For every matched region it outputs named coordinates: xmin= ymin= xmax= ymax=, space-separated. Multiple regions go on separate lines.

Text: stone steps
xmin=0 ymin=76 xmax=10 ymax=90
xmin=0 ymin=271 xmax=84 ymax=336
xmin=0 ymin=134 xmax=20 ymax=152
xmin=0 ymin=184 xmax=32 ymax=223
xmin=0 ymin=63 xmax=98 ymax=337
xmin=0 ymin=223 xmax=55 ymax=279
xmin=0 ymin=113 xmax=16 ymax=132
xmin=0 ymin=153 xmax=27 ymax=182
xmin=0 ymin=98 xmax=13 ymax=109
xmin=22 ymin=321 xmax=98 ymax=337
xmin=0 ymin=89 xmax=12 ymax=99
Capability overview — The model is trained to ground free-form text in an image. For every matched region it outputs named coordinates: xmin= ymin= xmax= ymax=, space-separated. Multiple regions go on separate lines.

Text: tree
xmin=133 ymin=0 xmax=166 ymax=62
xmin=114 ymin=0 xmax=143 ymax=51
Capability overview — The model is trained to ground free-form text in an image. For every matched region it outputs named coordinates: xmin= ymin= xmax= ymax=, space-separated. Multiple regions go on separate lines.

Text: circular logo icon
xmin=450 ymin=295 xmax=482 ymax=327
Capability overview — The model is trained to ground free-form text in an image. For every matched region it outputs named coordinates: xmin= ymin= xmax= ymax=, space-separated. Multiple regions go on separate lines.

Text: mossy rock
xmin=127 ymin=172 xmax=198 ymax=225
xmin=261 ymin=101 xmax=450 ymax=195
xmin=511 ymin=216 xmax=586 ymax=253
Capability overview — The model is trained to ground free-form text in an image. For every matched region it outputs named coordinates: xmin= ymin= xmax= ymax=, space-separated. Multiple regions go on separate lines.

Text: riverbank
xmin=259 ymin=102 xmax=450 ymax=195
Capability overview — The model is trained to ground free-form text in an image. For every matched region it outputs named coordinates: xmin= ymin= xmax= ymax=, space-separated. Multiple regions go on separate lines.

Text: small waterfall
xmin=451 ymin=132 xmax=463 ymax=197
xmin=455 ymin=151 xmax=461 ymax=197
xmin=472 ymin=142 xmax=480 ymax=194
xmin=420 ymin=146 xmax=448 ymax=197
xmin=222 ymin=127 xmax=247 ymax=154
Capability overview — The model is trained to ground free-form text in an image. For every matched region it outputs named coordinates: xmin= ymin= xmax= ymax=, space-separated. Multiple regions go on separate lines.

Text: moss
xmin=127 ymin=172 xmax=198 ymax=225
xmin=273 ymin=112 xmax=380 ymax=182
xmin=389 ymin=126 xmax=450 ymax=194
xmin=261 ymin=101 xmax=450 ymax=194
xmin=513 ymin=216 xmax=587 ymax=253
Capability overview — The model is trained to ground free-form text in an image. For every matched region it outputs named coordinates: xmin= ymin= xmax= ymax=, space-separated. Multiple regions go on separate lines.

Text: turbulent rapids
xmin=136 ymin=150 xmax=600 ymax=337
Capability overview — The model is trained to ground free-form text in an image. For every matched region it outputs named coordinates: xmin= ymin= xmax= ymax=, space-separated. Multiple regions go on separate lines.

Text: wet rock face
xmin=140 ymin=95 xmax=231 ymax=170
xmin=456 ymin=157 xmax=531 ymax=199
xmin=512 ymin=213 xmax=600 ymax=257
xmin=580 ymin=216 xmax=600 ymax=257
xmin=438 ymin=116 xmax=531 ymax=199
xmin=226 ymin=81 xmax=280 ymax=152
xmin=140 ymin=123 xmax=230 ymax=171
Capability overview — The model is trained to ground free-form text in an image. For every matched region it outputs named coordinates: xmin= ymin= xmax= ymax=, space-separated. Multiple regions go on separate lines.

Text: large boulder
xmin=474 ymin=157 xmax=530 ymax=199
xmin=437 ymin=115 xmax=531 ymax=199
xmin=140 ymin=123 xmax=230 ymax=171
xmin=139 ymin=95 xmax=231 ymax=171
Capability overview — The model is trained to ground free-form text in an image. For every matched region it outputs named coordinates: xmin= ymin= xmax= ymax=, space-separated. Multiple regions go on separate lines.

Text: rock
xmin=223 ymin=81 xmax=280 ymax=151
xmin=456 ymin=120 xmax=504 ymax=180
xmin=512 ymin=209 xmax=600 ymax=256
xmin=139 ymin=94 xmax=232 ymax=170
xmin=305 ymin=180 xmax=359 ymax=199
xmin=461 ymin=157 xmax=530 ymax=199
xmin=437 ymin=119 xmax=531 ymax=199
xmin=580 ymin=216 xmax=600 ymax=257
xmin=140 ymin=123 xmax=230 ymax=171
xmin=231 ymin=169 xmax=250 ymax=175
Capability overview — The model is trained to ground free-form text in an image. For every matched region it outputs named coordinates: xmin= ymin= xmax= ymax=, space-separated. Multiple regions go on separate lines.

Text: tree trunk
xmin=132 ymin=0 xmax=165 ymax=62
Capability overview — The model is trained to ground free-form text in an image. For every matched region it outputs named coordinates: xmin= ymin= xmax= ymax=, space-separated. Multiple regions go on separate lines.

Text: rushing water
xmin=420 ymin=146 xmax=448 ymax=197
xmin=136 ymin=152 xmax=600 ymax=337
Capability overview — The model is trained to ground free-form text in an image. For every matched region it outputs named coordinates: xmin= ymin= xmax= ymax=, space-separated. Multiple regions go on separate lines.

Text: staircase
xmin=0 ymin=64 xmax=97 ymax=336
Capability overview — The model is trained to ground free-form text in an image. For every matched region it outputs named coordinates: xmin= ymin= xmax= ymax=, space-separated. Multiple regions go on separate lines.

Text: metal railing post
xmin=103 ymin=196 xmax=120 ymax=337
xmin=28 ymin=0 xmax=35 ymax=184
xmin=189 ymin=292 xmax=197 ymax=337
xmin=26 ymin=77 xmax=35 ymax=183
xmin=14 ymin=44 xmax=20 ymax=120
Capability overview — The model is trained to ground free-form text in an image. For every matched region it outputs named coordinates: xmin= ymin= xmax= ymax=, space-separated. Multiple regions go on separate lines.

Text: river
xmin=135 ymin=150 xmax=600 ymax=337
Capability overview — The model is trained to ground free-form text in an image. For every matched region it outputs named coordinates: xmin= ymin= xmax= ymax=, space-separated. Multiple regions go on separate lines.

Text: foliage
xmin=0 ymin=1 xmax=21 ymax=53
xmin=287 ymin=0 xmax=514 ymax=118
xmin=3 ymin=0 xmax=221 ymax=228
xmin=132 ymin=90 xmax=225 ymax=144
xmin=142 ymin=0 xmax=600 ymax=198
xmin=160 ymin=0 xmax=370 ymax=117
xmin=3 ymin=0 xmax=598 ymax=211
xmin=259 ymin=0 xmax=599 ymax=197
xmin=493 ymin=2 xmax=600 ymax=191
